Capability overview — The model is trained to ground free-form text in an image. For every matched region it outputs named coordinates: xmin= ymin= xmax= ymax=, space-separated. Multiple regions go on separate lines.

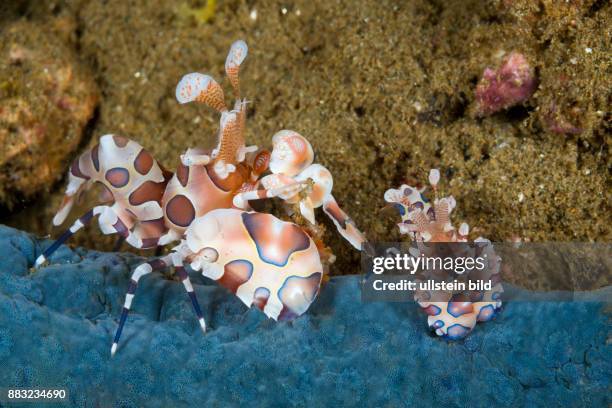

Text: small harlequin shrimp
xmin=384 ymin=169 xmax=503 ymax=339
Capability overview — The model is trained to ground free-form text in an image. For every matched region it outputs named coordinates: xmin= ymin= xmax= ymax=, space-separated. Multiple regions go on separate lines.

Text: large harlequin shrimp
xmin=383 ymin=169 xmax=503 ymax=340
xmin=35 ymin=39 xmax=362 ymax=356
xmin=232 ymin=130 xmax=368 ymax=251
xmin=111 ymin=208 xmax=323 ymax=355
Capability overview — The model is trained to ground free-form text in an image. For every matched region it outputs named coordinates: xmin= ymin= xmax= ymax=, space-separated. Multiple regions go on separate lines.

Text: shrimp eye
xmin=201 ymin=247 xmax=219 ymax=262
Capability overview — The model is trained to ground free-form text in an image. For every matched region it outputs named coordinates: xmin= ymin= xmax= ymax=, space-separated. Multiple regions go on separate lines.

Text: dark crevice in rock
xmin=418 ymin=92 xmax=469 ymax=127
xmin=462 ymin=143 xmax=471 ymax=162
xmin=586 ymin=0 xmax=608 ymax=17
xmin=444 ymin=166 xmax=455 ymax=181
xmin=353 ymin=106 xmax=366 ymax=118
xmin=78 ymin=105 xmax=101 ymax=156
xmin=503 ymin=105 xmax=533 ymax=123
xmin=480 ymin=144 xmax=490 ymax=162
xmin=434 ymin=140 xmax=443 ymax=159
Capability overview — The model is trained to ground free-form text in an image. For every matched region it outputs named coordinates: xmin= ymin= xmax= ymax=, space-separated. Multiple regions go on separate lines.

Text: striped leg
xmin=35 ymin=206 xmax=108 ymax=268
xmin=158 ymin=229 xmax=182 ymax=246
xmin=103 ymin=214 xmax=143 ymax=249
xmin=112 ymin=235 xmax=126 ymax=252
xmin=232 ymin=181 xmax=309 ymax=209
xmin=124 ymin=227 xmax=145 ymax=250
xmin=111 ymin=255 xmax=172 ymax=357
xmin=172 ymin=252 xmax=207 ymax=334
xmin=322 ymin=195 xmax=368 ymax=251
xmin=115 ymin=219 xmax=164 ymax=251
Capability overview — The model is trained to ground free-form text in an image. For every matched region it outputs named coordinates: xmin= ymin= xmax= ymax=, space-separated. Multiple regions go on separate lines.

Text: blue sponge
xmin=0 ymin=225 xmax=609 ymax=407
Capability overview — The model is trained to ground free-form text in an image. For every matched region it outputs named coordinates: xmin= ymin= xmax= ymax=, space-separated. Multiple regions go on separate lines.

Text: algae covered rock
xmin=498 ymin=0 xmax=611 ymax=139
xmin=0 ymin=225 xmax=610 ymax=406
xmin=0 ymin=20 xmax=99 ymax=208
xmin=474 ymin=52 xmax=537 ymax=116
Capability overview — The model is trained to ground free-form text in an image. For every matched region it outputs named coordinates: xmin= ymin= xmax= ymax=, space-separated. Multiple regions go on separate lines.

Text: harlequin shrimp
xmin=384 ymin=169 xmax=503 ymax=340
xmin=34 ymin=40 xmax=366 ymax=355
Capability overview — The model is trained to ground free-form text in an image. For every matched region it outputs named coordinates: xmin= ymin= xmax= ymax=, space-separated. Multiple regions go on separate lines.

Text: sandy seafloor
xmin=0 ymin=0 xmax=610 ymax=290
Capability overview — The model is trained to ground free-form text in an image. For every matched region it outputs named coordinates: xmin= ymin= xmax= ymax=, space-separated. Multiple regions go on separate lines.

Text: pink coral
xmin=475 ymin=52 xmax=538 ymax=116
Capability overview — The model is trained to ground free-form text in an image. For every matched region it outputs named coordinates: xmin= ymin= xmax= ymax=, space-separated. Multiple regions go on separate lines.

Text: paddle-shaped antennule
xmin=176 ymin=73 xmax=227 ymax=112
xmin=225 ymin=40 xmax=248 ymax=97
